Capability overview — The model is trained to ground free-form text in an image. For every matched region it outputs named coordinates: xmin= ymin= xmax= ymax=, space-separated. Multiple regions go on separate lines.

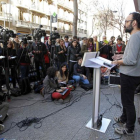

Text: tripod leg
xmin=5 ymin=67 xmax=10 ymax=90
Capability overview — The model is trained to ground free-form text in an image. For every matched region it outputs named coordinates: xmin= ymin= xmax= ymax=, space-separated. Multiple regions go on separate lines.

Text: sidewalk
xmin=0 ymin=85 xmax=140 ymax=140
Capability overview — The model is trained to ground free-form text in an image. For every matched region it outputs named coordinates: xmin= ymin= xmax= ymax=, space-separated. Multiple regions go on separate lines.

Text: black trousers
xmin=120 ymin=73 xmax=140 ymax=131
xmin=69 ymin=61 xmax=76 ymax=79
xmin=35 ymin=61 xmax=46 ymax=80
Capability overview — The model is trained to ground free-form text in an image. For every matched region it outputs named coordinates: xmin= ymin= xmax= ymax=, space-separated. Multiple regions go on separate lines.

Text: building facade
xmin=0 ymin=0 xmax=87 ymax=38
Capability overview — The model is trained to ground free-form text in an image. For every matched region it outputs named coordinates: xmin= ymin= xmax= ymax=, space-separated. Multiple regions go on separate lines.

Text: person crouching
xmin=72 ymin=57 xmax=89 ymax=86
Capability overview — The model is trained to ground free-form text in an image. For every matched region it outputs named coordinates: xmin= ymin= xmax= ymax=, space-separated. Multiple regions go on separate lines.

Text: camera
xmin=50 ymin=27 xmax=60 ymax=45
xmin=22 ymin=36 xmax=32 ymax=44
xmin=0 ymin=27 xmax=16 ymax=43
xmin=33 ymin=25 xmax=46 ymax=40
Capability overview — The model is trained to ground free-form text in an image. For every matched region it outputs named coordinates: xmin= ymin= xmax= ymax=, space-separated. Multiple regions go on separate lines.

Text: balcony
xmin=0 ymin=12 xmax=12 ymax=22
xmin=57 ymin=2 xmax=73 ymax=13
xmin=30 ymin=8 xmax=50 ymax=17
xmin=58 ymin=17 xmax=73 ymax=24
xmin=57 ymin=28 xmax=72 ymax=35
xmin=16 ymin=20 xmax=50 ymax=31
xmin=77 ymin=28 xmax=87 ymax=37
xmin=16 ymin=2 xmax=50 ymax=17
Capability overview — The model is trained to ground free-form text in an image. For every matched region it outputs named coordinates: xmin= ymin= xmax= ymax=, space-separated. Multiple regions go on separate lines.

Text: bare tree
xmin=73 ymin=0 xmax=78 ymax=36
xmin=88 ymin=0 xmax=114 ymax=36
xmin=109 ymin=0 xmax=126 ymax=38
xmin=88 ymin=0 xmax=126 ymax=38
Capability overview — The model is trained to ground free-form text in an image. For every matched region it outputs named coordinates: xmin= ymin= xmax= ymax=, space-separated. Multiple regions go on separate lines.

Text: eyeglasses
xmin=125 ymin=20 xmax=134 ymax=23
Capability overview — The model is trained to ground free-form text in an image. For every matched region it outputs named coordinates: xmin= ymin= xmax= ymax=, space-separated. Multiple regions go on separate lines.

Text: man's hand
xmin=112 ymin=60 xmax=118 ymax=65
xmin=112 ymin=60 xmax=124 ymax=66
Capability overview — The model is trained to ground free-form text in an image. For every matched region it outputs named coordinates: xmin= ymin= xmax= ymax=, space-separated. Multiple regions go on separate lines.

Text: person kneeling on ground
xmin=72 ymin=57 xmax=89 ymax=86
xmin=0 ymin=101 xmax=9 ymax=131
xmin=41 ymin=67 xmax=67 ymax=99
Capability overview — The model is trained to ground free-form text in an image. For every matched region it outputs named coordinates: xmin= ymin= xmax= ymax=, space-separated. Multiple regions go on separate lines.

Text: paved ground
xmin=0 ymin=84 xmax=140 ymax=140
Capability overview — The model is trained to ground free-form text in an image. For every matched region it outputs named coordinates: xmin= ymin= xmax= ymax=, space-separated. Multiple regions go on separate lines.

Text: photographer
xmin=4 ymin=41 xmax=17 ymax=88
xmin=31 ymin=38 xmax=47 ymax=80
xmin=13 ymin=35 xmax=20 ymax=54
xmin=17 ymin=39 xmax=30 ymax=79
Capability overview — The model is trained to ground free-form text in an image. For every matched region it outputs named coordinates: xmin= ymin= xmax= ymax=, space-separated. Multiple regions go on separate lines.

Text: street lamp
xmin=1 ymin=1 xmax=6 ymax=28
xmin=112 ymin=10 xmax=118 ymax=36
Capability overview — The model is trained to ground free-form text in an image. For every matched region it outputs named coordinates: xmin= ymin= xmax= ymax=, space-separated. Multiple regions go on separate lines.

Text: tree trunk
xmin=73 ymin=0 xmax=78 ymax=37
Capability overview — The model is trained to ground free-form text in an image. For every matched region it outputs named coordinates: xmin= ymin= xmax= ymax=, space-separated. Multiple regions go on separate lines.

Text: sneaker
xmin=114 ymin=116 xmax=126 ymax=124
xmin=115 ymin=127 xmax=134 ymax=136
xmin=0 ymin=124 xmax=4 ymax=131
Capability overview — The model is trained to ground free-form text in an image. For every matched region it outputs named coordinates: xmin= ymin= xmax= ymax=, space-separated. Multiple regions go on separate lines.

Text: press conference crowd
xmin=0 ymin=34 xmax=126 ymax=131
xmin=0 ymin=12 xmax=140 ymax=137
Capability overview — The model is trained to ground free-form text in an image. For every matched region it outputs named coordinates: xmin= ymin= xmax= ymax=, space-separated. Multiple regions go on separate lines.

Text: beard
xmin=124 ymin=23 xmax=134 ymax=33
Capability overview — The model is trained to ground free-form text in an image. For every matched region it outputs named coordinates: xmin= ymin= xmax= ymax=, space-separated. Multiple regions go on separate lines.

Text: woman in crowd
xmin=80 ymin=38 xmax=88 ymax=56
xmin=57 ymin=63 xmax=68 ymax=85
xmin=42 ymin=67 xmax=66 ymax=98
xmin=57 ymin=63 xmax=74 ymax=86
xmin=4 ymin=41 xmax=17 ymax=88
xmin=87 ymin=38 xmax=94 ymax=52
xmin=55 ymin=39 xmax=67 ymax=69
xmin=17 ymin=39 xmax=30 ymax=79
xmin=68 ymin=40 xmax=81 ymax=78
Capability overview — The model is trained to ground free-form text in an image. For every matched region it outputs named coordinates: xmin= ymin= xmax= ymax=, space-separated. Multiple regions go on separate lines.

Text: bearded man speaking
xmin=112 ymin=12 xmax=140 ymax=136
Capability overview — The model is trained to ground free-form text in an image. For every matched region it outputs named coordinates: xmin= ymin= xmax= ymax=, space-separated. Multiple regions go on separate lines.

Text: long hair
xmin=87 ymin=38 xmax=94 ymax=49
xmin=60 ymin=63 xmax=68 ymax=78
xmin=47 ymin=67 xmax=57 ymax=79
xmin=8 ymin=41 xmax=14 ymax=49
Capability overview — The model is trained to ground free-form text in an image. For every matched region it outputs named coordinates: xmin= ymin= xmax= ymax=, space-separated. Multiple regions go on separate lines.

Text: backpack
xmin=81 ymin=83 xmax=93 ymax=91
xmin=11 ymin=88 xmax=21 ymax=97
xmin=19 ymin=77 xmax=31 ymax=95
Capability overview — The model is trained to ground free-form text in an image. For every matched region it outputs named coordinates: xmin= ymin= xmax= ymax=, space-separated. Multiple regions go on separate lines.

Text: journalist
xmin=112 ymin=12 xmax=140 ymax=135
xmin=17 ymin=39 xmax=30 ymax=79
xmin=32 ymin=38 xmax=47 ymax=80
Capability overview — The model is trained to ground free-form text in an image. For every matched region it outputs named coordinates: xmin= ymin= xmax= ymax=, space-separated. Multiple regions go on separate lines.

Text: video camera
xmin=0 ymin=26 xmax=16 ymax=43
xmin=22 ymin=35 xmax=32 ymax=45
xmin=50 ymin=27 xmax=60 ymax=45
xmin=33 ymin=25 xmax=46 ymax=40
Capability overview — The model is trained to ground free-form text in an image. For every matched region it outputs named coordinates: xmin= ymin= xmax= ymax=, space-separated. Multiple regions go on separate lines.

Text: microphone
xmin=95 ymin=44 xmax=106 ymax=58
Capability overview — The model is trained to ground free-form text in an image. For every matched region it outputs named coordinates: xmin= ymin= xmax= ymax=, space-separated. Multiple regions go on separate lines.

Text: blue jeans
xmin=72 ymin=75 xmax=89 ymax=84
xmin=20 ymin=65 xmax=29 ymax=79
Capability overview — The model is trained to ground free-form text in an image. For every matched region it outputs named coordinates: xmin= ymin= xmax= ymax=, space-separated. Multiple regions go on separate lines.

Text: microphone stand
xmin=95 ymin=45 xmax=106 ymax=58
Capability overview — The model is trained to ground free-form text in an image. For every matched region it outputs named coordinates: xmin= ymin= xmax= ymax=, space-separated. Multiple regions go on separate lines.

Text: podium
xmin=81 ymin=52 xmax=115 ymax=133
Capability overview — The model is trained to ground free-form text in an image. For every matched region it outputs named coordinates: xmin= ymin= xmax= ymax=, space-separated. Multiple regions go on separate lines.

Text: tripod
xmin=2 ymin=42 xmax=11 ymax=100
